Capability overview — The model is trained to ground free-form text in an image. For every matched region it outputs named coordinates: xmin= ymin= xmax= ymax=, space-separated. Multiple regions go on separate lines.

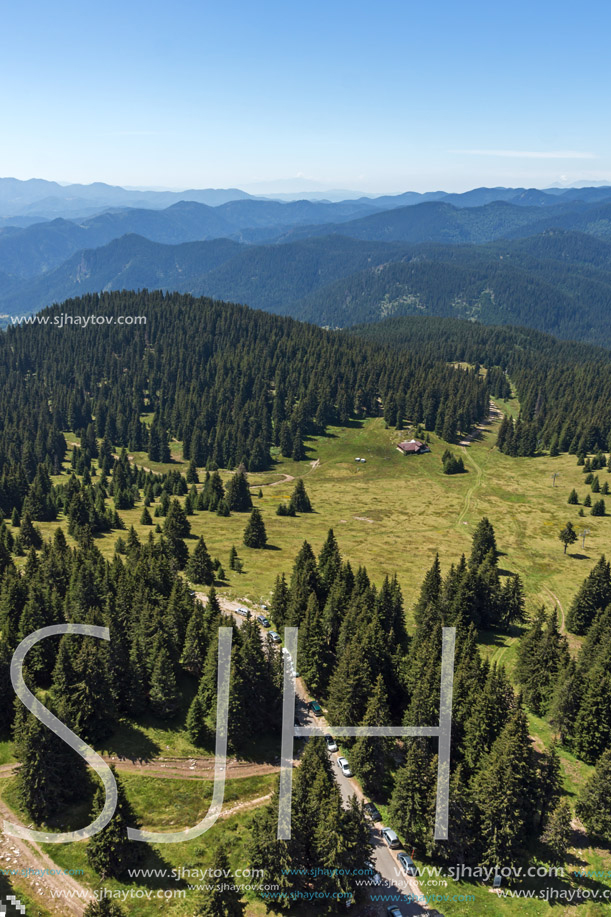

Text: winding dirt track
xmin=0 ymin=795 xmax=93 ymax=915
xmin=0 ymin=752 xmax=278 ymax=916
xmin=544 ymin=586 xmax=566 ymax=633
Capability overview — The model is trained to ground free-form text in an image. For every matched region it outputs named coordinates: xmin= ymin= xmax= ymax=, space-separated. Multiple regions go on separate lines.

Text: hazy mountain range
xmin=2 ymin=176 xmax=611 ymax=347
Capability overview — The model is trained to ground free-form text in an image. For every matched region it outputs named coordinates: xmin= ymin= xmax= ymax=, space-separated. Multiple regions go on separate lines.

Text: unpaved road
xmin=0 ymin=796 xmax=93 ymax=916
xmin=1 ymin=758 xmax=278 ymax=782
xmin=203 ymin=593 xmax=431 ymax=916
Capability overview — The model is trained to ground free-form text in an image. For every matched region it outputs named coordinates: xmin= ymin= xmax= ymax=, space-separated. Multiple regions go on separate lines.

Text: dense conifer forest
xmin=0 ymin=291 xmax=491 ymax=519
xmin=354 ymin=315 xmax=611 ymax=456
xmin=2 ymin=290 xmax=611 ymax=913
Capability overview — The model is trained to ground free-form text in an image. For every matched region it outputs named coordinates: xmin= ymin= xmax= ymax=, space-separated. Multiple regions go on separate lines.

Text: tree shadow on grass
xmin=101 ymin=720 xmax=162 ymax=763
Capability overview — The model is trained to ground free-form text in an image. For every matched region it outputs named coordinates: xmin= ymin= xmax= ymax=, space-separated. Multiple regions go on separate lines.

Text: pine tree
xmin=576 ymin=747 xmax=611 ymax=842
xmin=572 ymin=667 xmax=611 ymax=764
xmin=516 ymin=610 xmax=569 ymax=715
xmin=19 ymin=512 xmax=42 ymax=549
xmin=558 ymin=521 xmax=577 ymax=554
xmin=470 ymin=517 xmax=497 ymax=567
xmin=389 ymin=741 xmax=436 ymax=848
xmin=566 ymin=555 xmax=611 ymax=634
xmin=226 ymin=468 xmax=253 ymax=512
xmin=149 ymin=645 xmax=180 ymax=719
xmin=164 ymin=498 xmax=191 ymax=539
xmin=541 ymin=799 xmax=572 ymax=861
xmin=472 ymin=705 xmax=538 ymax=867
xmin=186 ymin=536 xmax=214 ymax=585
xmin=186 ymin=692 xmax=209 ymax=747
xmin=549 ymin=658 xmax=582 ymax=745
xmin=140 ymin=505 xmax=152 ymax=525
xmin=291 ymin=432 xmax=304 ymax=462
xmin=69 ymin=639 xmax=115 ymax=743
xmin=87 ymin=767 xmax=143 ymax=878
xmin=536 ymin=742 xmax=562 ymax=831
xmin=567 ymin=488 xmax=579 ymax=505
xmin=193 ymin=846 xmax=245 ymax=916
xmin=413 ymin=554 xmax=442 ymax=625
xmin=243 ymin=507 xmax=267 ymax=549
xmin=228 ymin=618 xmax=280 ymax=750
xmin=186 ymin=457 xmax=199 ymax=484
xmin=181 ymin=602 xmax=209 ymax=676
xmin=16 ymin=708 xmax=87 ymax=823
xmin=350 ymin=674 xmax=393 ymax=797
xmin=270 ymin=573 xmax=289 ymax=629
xmin=317 ymin=528 xmax=341 ymax=594
xmin=289 ymin=479 xmax=312 ymax=513
xmin=297 ymin=593 xmax=332 ymax=696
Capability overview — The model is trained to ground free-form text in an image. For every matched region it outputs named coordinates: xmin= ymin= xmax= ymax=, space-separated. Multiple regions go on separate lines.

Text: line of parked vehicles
xmin=235 ymin=604 xmax=282 ymax=643
xmin=314 ymin=717 xmax=420 ymax=905
xmin=235 ymin=602 xmax=417 ymax=912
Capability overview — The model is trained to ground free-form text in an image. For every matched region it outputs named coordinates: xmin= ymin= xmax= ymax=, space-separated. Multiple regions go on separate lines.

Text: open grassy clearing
xmin=9 ymin=411 xmax=611 ymax=915
xmin=0 ymin=774 xmax=275 ymax=917
xmin=44 ymin=410 xmax=610 ymax=633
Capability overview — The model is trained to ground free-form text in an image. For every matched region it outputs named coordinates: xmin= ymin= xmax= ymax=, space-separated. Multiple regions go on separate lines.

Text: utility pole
xmin=582 ymin=528 xmax=590 ymax=550
xmin=551 ymin=472 xmax=560 ymax=488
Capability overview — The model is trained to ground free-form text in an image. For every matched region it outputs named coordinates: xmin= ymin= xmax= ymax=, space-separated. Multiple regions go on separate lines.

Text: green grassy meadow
xmin=6 ymin=407 xmax=611 ymax=915
xmin=39 ymin=406 xmax=610 ymax=632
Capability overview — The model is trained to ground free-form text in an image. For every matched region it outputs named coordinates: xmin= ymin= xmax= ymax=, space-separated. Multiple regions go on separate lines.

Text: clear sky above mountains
xmin=2 ymin=0 xmax=610 ymax=193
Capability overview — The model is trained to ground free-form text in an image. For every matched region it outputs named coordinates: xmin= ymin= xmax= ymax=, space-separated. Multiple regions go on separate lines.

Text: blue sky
xmin=1 ymin=0 xmax=610 ymax=193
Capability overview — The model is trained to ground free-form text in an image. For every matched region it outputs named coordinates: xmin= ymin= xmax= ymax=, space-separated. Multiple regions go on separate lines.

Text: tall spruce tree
xmin=289 ymin=479 xmax=312 ymax=513
xmin=350 ymin=674 xmax=393 ymax=797
xmin=186 ymin=536 xmax=214 ymax=585
xmin=576 ymin=747 xmax=611 ymax=842
xmin=472 ymin=705 xmax=538 ymax=867
xmin=243 ymin=507 xmax=267 ymax=549
xmin=87 ymin=767 xmax=143 ymax=878
xmin=149 ymin=644 xmax=180 ymax=719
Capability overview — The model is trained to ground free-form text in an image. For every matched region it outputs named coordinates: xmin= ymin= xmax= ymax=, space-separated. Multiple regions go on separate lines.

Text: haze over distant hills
xmin=2 ymin=176 xmax=611 ymax=348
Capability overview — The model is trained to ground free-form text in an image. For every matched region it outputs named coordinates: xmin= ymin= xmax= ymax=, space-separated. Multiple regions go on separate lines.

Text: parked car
xmin=308 ymin=700 xmax=323 ymax=716
xmin=365 ymin=859 xmax=382 ymax=886
xmin=381 ymin=827 xmax=400 ymax=849
xmin=236 ymin=607 xmax=249 ymax=617
xmin=386 ymin=907 xmax=403 ymax=917
xmin=268 ymin=631 xmax=281 ymax=643
xmin=363 ymin=801 xmax=382 ymax=823
xmin=260 ymin=603 xmax=268 ymax=610
xmin=397 ymin=852 xmax=418 ymax=876
xmin=324 ymin=734 xmax=338 ymax=752
xmin=257 ymin=614 xmax=270 ymax=627
xmin=337 ymin=756 xmax=352 ymax=777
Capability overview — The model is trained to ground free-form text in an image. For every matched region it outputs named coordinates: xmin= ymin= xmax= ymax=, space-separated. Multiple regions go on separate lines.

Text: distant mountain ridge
xmin=2 ymin=176 xmax=611 ymax=221
xmin=4 ymin=227 xmax=611 ymax=347
xmin=3 ymin=178 xmax=611 ymax=349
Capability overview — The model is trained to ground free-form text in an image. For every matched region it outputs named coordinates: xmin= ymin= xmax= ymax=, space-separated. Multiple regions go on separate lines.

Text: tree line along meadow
xmin=1 ymin=291 xmax=611 ymax=913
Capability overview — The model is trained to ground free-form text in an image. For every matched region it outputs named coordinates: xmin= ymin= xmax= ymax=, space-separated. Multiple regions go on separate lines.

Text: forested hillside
xmin=353 ymin=315 xmax=611 ymax=455
xmin=0 ymin=291 xmax=491 ymax=520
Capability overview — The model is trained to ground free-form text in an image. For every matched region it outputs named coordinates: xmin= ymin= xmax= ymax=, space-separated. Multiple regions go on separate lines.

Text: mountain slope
xmin=0 ymin=235 xmax=243 ymax=311
xmin=0 ymin=234 xmax=409 ymax=316
xmin=295 ymin=231 xmax=611 ymax=343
